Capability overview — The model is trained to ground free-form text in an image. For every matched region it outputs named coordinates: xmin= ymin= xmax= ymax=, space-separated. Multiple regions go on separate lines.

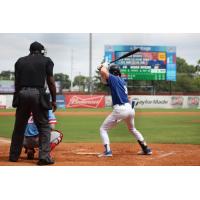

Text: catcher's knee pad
xmin=50 ymin=130 xmax=63 ymax=151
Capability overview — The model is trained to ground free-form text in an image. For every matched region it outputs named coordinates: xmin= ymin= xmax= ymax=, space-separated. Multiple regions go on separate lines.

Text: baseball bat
xmin=109 ymin=48 xmax=140 ymax=64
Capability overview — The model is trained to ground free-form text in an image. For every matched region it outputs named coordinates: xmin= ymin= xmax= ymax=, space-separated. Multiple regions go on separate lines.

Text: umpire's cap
xmin=29 ymin=41 xmax=45 ymax=54
xmin=109 ymin=64 xmax=121 ymax=76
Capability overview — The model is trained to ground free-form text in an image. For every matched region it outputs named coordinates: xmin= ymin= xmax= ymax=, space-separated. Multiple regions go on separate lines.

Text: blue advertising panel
xmin=56 ymin=95 xmax=66 ymax=109
xmin=0 ymin=80 xmax=15 ymax=93
xmin=104 ymin=45 xmax=176 ymax=81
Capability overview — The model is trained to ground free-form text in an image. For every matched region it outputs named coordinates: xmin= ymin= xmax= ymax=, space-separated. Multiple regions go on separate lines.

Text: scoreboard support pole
xmin=152 ymin=80 xmax=156 ymax=95
xmin=170 ymin=81 xmax=172 ymax=95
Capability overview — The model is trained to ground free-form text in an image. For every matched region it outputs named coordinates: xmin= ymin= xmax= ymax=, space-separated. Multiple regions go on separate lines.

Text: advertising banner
xmin=105 ymin=96 xmax=112 ymax=107
xmin=0 ymin=95 xmax=6 ymax=109
xmin=187 ymin=96 xmax=200 ymax=108
xmin=66 ymin=95 xmax=105 ymax=108
xmin=1 ymin=95 xmax=199 ymax=109
xmin=171 ymin=96 xmax=184 ymax=108
xmin=130 ymin=95 xmax=171 ymax=108
xmin=5 ymin=95 xmax=13 ymax=108
xmin=0 ymin=80 xmax=15 ymax=93
xmin=105 ymin=95 xmax=200 ymax=109
xmin=56 ymin=95 xmax=66 ymax=109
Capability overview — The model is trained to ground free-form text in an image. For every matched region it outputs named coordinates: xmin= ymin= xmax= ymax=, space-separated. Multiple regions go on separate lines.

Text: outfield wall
xmin=106 ymin=95 xmax=200 ymax=108
xmin=0 ymin=95 xmax=7 ymax=108
xmin=0 ymin=94 xmax=200 ymax=109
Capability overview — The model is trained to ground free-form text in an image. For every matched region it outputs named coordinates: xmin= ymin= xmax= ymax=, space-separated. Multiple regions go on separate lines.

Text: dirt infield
xmin=0 ymin=139 xmax=199 ymax=166
xmin=0 ymin=111 xmax=200 ymax=117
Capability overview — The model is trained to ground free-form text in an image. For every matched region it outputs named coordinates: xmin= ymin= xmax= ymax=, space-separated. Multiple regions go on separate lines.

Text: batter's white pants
xmin=100 ymin=103 xmax=144 ymax=145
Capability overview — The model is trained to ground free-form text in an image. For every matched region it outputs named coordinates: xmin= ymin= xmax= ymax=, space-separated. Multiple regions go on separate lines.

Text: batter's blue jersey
xmin=108 ymin=74 xmax=129 ymax=106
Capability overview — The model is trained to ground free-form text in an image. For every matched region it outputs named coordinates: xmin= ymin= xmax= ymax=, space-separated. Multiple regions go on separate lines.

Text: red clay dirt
xmin=0 ymin=111 xmax=200 ymax=117
xmin=0 ymin=139 xmax=200 ymax=166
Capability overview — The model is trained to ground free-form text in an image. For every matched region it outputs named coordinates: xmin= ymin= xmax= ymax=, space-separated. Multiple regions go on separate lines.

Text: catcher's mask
xmin=109 ymin=64 xmax=121 ymax=77
xmin=29 ymin=41 xmax=47 ymax=55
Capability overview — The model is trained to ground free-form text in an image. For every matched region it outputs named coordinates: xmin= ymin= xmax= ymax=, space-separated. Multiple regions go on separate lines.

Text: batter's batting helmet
xmin=109 ymin=64 xmax=121 ymax=76
xmin=29 ymin=41 xmax=46 ymax=55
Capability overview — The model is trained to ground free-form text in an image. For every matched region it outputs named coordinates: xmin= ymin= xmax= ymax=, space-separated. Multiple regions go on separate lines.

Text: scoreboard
xmin=104 ymin=45 xmax=176 ymax=81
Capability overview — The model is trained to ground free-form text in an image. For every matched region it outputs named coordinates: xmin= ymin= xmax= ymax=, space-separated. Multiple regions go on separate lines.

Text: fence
xmin=1 ymin=94 xmax=200 ymax=109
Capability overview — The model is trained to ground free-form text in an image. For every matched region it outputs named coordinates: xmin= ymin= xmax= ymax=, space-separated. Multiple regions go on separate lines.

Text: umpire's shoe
xmin=9 ymin=157 xmax=18 ymax=162
xmin=37 ymin=158 xmax=55 ymax=166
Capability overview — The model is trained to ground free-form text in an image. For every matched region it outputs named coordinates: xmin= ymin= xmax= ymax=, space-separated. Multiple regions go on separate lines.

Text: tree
xmin=93 ymin=69 xmax=108 ymax=92
xmin=73 ymin=75 xmax=90 ymax=92
xmin=195 ymin=59 xmax=200 ymax=72
xmin=0 ymin=70 xmax=14 ymax=80
xmin=173 ymin=57 xmax=199 ymax=92
xmin=193 ymin=77 xmax=200 ymax=91
xmin=174 ymin=74 xmax=194 ymax=92
xmin=176 ymin=57 xmax=196 ymax=75
xmin=54 ymin=73 xmax=71 ymax=89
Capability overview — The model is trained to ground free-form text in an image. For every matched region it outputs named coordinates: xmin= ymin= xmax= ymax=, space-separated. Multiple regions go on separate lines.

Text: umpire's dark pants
xmin=9 ymin=88 xmax=51 ymax=161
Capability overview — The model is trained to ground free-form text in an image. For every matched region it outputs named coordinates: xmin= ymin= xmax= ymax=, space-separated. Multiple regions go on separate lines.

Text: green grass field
xmin=0 ymin=108 xmax=200 ymax=144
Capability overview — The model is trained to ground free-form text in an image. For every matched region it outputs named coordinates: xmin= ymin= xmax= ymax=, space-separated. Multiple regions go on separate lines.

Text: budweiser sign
xmin=66 ymin=95 xmax=105 ymax=108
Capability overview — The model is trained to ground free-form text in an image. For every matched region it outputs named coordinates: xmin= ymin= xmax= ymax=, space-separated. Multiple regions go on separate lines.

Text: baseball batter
xmin=98 ymin=63 xmax=152 ymax=157
xmin=23 ymin=110 xmax=63 ymax=160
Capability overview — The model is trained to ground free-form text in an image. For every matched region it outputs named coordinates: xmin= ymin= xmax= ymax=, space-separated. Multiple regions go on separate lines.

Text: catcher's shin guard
xmin=50 ymin=130 xmax=63 ymax=151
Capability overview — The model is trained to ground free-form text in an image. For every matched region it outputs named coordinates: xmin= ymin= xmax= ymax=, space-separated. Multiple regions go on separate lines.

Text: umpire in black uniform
xmin=9 ymin=41 xmax=57 ymax=165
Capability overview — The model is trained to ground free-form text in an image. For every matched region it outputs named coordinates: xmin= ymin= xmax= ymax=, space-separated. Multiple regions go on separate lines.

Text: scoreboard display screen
xmin=104 ymin=45 xmax=176 ymax=81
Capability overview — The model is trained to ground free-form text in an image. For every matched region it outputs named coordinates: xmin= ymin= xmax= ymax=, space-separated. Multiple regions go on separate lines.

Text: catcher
xmin=97 ymin=62 xmax=152 ymax=157
xmin=23 ymin=110 xmax=63 ymax=160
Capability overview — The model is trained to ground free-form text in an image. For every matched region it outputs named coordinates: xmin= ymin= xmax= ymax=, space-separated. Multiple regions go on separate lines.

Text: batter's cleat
xmin=138 ymin=147 xmax=152 ymax=155
xmin=98 ymin=150 xmax=113 ymax=157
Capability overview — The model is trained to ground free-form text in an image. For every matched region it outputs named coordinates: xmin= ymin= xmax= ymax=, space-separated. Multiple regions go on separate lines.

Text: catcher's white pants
xmin=24 ymin=130 xmax=62 ymax=150
xmin=100 ymin=103 xmax=144 ymax=145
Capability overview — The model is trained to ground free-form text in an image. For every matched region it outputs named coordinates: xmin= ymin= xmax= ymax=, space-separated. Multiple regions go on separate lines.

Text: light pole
xmin=70 ymin=49 xmax=73 ymax=91
xmin=89 ymin=33 xmax=92 ymax=93
xmin=78 ymin=72 xmax=81 ymax=92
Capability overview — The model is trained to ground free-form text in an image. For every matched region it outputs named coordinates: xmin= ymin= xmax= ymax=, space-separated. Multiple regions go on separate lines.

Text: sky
xmin=0 ymin=33 xmax=200 ymax=80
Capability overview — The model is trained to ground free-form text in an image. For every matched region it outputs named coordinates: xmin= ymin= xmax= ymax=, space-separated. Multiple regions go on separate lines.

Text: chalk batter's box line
xmin=149 ymin=151 xmax=176 ymax=160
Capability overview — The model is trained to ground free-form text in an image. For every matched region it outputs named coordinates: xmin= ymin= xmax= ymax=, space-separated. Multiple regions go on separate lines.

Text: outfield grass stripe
xmin=0 ymin=109 xmax=200 ymax=144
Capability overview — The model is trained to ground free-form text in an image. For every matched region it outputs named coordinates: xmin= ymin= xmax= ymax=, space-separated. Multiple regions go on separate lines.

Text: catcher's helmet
xmin=109 ymin=64 xmax=121 ymax=76
xmin=29 ymin=41 xmax=46 ymax=55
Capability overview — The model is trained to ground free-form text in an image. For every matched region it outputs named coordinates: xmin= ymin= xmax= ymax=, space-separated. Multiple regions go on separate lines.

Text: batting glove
xmin=97 ymin=64 xmax=104 ymax=71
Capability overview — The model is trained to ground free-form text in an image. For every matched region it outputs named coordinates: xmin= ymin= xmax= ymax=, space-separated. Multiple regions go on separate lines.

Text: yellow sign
xmin=158 ymin=52 xmax=166 ymax=61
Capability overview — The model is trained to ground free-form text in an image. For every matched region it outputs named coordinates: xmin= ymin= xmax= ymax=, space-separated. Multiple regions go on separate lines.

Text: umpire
xmin=9 ymin=41 xmax=57 ymax=165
